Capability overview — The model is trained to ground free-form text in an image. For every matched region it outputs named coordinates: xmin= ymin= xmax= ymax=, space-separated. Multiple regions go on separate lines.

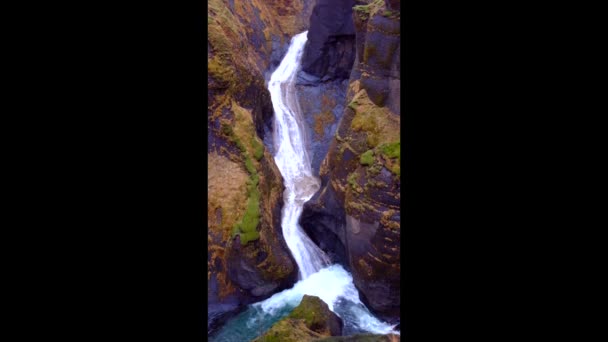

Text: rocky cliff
xmin=299 ymin=0 xmax=401 ymax=323
xmin=207 ymin=0 xmax=401 ymax=334
xmin=296 ymin=0 xmax=357 ymax=176
xmin=207 ymin=0 xmax=316 ymax=334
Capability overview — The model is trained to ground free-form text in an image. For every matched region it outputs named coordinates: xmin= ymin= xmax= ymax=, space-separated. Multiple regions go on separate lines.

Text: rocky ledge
xmin=254 ymin=295 xmax=343 ymax=341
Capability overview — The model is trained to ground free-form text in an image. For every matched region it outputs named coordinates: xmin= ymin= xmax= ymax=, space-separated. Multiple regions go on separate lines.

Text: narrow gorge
xmin=208 ymin=1 xmax=401 ymax=340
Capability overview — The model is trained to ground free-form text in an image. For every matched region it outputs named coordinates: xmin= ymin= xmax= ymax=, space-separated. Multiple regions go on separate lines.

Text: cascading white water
xmin=269 ymin=31 xmax=330 ymax=279
xmin=209 ymin=32 xmax=398 ymax=342
xmin=266 ymin=31 xmax=398 ymax=334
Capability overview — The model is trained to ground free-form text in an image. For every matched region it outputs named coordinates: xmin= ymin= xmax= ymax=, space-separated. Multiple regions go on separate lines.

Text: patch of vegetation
xmin=244 ymin=154 xmax=256 ymax=174
xmin=251 ymin=137 xmax=264 ymax=160
xmin=378 ymin=141 xmax=400 ymax=177
xmin=346 ymin=200 xmax=366 ymax=214
xmin=347 ymin=172 xmax=363 ymax=193
xmin=360 ymin=150 xmax=374 ymax=165
xmin=289 ymin=295 xmax=332 ymax=332
xmin=382 ymin=9 xmax=400 ymax=19
xmin=379 ymin=141 xmax=400 ymax=159
xmin=221 ymin=107 xmax=263 ymax=245
xmin=231 ymin=170 xmax=260 ymax=245
xmin=366 ymin=162 xmax=383 ymax=177
xmin=349 ymin=89 xmax=400 ymax=149
xmin=353 ymin=0 xmax=384 ymax=20
xmin=390 ymin=164 xmax=400 ymax=177
xmin=351 ymin=107 xmax=381 ymax=147
xmin=347 ymin=172 xmax=358 ymax=188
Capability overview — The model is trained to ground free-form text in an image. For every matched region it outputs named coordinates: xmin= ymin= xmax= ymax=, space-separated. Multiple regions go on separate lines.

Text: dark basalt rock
xmin=384 ymin=0 xmax=400 ymax=11
xmin=300 ymin=184 xmax=349 ymax=267
xmin=301 ymin=0 xmax=357 ymax=80
xmin=297 ymin=70 xmax=323 ymax=86
xmin=296 ymin=79 xmax=349 ymax=175
xmin=298 ymin=0 xmax=402 ymax=325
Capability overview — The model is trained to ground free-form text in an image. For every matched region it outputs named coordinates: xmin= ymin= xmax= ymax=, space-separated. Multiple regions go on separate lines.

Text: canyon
xmin=207 ymin=0 xmax=401 ymax=339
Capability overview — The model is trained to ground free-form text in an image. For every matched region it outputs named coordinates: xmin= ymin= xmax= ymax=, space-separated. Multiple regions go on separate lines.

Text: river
xmin=209 ymin=31 xmax=398 ymax=342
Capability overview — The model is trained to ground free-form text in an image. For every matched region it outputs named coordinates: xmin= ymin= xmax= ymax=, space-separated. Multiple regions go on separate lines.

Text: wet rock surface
xmin=207 ymin=0 xmax=317 ymax=333
xmin=301 ymin=0 xmax=357 ymax=80
xmin=208 ymin=0 xmax=401 ymax=334
xmin=296 ymin=78 xmax=349 ymax=176
xmin=254 ymin=295 xmax=343 ymax=341
xmin=299 ymin=0 xmax=401 ymax=324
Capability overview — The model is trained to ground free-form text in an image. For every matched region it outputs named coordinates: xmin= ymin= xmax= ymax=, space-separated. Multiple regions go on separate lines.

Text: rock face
xmin=299 ymin=0 xmax=401 ymax=323
xmin=296 ymin=0 xmax=357 ymax=176
xmin=301 ymin=0 xmax=357 ymax=80
xmin=207 ymin=0 xmax=316 ymax=334
xmin=254 ymin=295 xmax=343 ymax=342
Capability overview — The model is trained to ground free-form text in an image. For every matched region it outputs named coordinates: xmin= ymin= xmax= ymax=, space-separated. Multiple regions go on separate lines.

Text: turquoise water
xmin=209 ymin=302 xmax=297 ymax=342
xmin=208 ymin=265 xmax=399 ymax=342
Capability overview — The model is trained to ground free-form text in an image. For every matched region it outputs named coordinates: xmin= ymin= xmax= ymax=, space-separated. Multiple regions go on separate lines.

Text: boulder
xmin=254 ymin=295 xmax=343 ymax=341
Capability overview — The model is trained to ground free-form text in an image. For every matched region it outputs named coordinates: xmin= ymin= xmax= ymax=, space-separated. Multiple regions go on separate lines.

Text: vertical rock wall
xmin=299 ymin=0 xmax=401 ymax=323
xmin=207 ymin=0 xmax=316 ymax=334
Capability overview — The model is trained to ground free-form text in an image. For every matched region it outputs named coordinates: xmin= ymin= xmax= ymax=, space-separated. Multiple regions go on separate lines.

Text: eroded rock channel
xmin=208 ymin=0 xmax=401 ymax=339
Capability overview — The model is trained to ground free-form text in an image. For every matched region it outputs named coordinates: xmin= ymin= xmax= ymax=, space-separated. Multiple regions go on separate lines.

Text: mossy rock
xmin=254 ymin=295 xmax=343 ymax=341
xmin=360 ymin=150 xmax=374 ymax=165
xmin=289 ymin=295 xmax=342 ymax=334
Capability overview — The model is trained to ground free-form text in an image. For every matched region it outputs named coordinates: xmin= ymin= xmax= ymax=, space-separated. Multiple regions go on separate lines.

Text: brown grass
xmin=208 ymin=152 xmax=249 ymax=240
xmin=350 ymin=89 xmax=400 ymax=148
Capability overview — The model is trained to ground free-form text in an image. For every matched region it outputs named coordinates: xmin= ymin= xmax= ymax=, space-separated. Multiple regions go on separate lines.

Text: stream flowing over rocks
xmin=209 ymin=31 xmax=398 ymax=342
xmin=208 ymin=0 xmax=401 ymax=339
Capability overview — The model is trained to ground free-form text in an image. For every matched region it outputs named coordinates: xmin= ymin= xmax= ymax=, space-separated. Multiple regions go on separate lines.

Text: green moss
xmin=289 ymin=295 xmax=327 ymax=329
xmin=232 ymin=170 xmax=260 ymax=245
xmin=346 ymin=200 xmax=366 ymax=214
xmin=351 ymin=110 xmax=380 ymax=148
xmin=223 ymin=120 xmax=262 ymax=245
xmin=244 ymin=155 xmax=256 ymax=174
xmin=390 ymin=164 xmax=400 ymax=177
xmin=360 ymin=150 xmax=374 ymax=165
xmin=378 ymin=141 xmax=400 ymax=177
xmin=347 ymin=172 xmax=364 ymax=193
xmin=381 ymin=9 xmax=400 ymax=19
xmin=379 ymin=141 xmax=400 ymax=159
xmin=236 ymin=139 xmax=247 ymax=153
xmin=347 ymin=172 xmax=358 ymax=189
xmin=254 ymin=296 xmax=338 ymax=342
xmin=251 ymin=137 xmax=264 ymax=161
xmin=353 ymin=0 xmax=384 ymax=20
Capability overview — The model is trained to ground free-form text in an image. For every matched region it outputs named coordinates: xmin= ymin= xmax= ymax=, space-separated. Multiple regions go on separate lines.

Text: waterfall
xmin=209 ymin=32 xmax=398 ymax=342
xmin=269 ymin=31 xmax=330 ymax=279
